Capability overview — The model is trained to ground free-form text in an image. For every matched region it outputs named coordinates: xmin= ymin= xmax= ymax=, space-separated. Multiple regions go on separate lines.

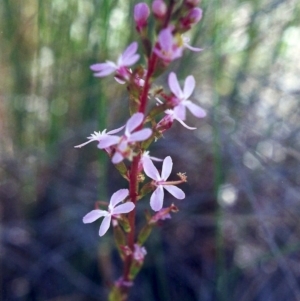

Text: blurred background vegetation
xmin=1 ymin=0 xmax=300 ymax=300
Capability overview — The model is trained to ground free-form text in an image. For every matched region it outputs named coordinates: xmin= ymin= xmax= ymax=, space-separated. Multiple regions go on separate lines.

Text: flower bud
xmin=187 ymin=7 xmax=203 ymax=24
xmin=152 ymin=0 xmax=167 ymax=18
xmin=134 ymin=3 xmax=150 ymax=31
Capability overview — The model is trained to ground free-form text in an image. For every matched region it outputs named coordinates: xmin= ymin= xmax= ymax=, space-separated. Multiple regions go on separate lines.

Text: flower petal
xmin=164 ymin=185 xmax=185 ymax=199
xmin=143 ymin=156 xmax=161 ymax=181
xmin=183 ymin=75 xmax=195 ymax=99
xmin=184 ymin=43 xmax=203 ymax=52
xmin=168 ymin=72 xmax=183 ymax=98
xmin=109 ymin=189 xmax=129 ymax=209
xmin=112 ymin=152 xmax=124 ymax=164
xmin=99 ymin=215 xmax=111 ymax=236
xmin=174 ymin=117 xmax=196 ymax=130
xmin=83 ymin=210 xmax=108 ymax=224
xmin=150 ymin=186 xmax=164 ymax=211
xmin=98 ymin=135 xmax=120 ymax=148
xmin=128 ymin=128 xmax=152 ymax=142
xmin=107 ymin=125 xmax=125 ymax=135
xmin=161 ymin=156 xmax=172 ymax=180
xmin=74 ymin=139 xmax=95 ymax=148
xmin=121 ymin=42 xmax=138 ymax=63
xmin=184 ymin=100 xmax=206 ymax=118
xmin=125 ymin=113 xmax=144 ymax=135
xmin=91 ymin=62 xmax=117 ymax=77
xmin=90 ymin=61 xmax=115 ymax=71
xmin=174 ymin=104 xmax=186 ymax=120
xmin=122 ymin=54 xmax=140 ymax=67
xmin=112 ymin=202 xmax=135 ymax=215
xmin=158 ymin=28 xmax=172 ymax=52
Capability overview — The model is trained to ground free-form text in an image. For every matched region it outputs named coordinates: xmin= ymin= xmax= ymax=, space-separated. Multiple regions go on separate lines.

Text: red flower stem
xmin=121 ymin=53 xmax=158 ymax=289
xmin=138 ymin=54 xmax=158 ymax=114
xmin=163 ymin=0 xmax=175 ymax=28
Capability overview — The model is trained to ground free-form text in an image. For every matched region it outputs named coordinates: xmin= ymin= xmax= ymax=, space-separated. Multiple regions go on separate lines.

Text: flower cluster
xmin=76 ymin=1 xmax=206 ymax=298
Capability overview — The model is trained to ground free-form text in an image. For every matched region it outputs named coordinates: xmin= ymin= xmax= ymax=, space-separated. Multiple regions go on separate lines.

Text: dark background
xmin=1 ymin=0 xmax=300 ymax=300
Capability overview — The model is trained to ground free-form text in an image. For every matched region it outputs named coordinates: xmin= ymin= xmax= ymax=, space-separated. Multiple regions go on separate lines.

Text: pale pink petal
xmin=98 ymin=135 xmax=120 ymax=148
xmin=168 ymin=72 xmax=183 ymax=98
xmin=114 ymin=76 xmax=126 ymax=84
xmin=112 ymin=202 xmax=135 ymax=215
xmin=174 ymin=103 xmax=186 ymax=120
xmin=161 ymin=156 xmax=172 ymax=180
xmin=183 ymin=75 xmax=195 ymax=99
xmin=99 ymin=215 xmax=111 ymax=236
xmin=110 ymin=189 xmax=129 ymax=208
xmin=128 ymin=128 xmax=152 ymax=142
xmin=74 ymin=139 xmax=95 ymax=148
xmin=175 ymin=117 xmax=196 ymax=130
xmin=184 ymin=43 xmax=203 ymax=52
xmin=158 ymin=28 xmax=173 ymax=51
xmin=107 ymin=125 xmax=125 ymax=135
xmin=122 ymin=42 xmax=138 ymax=61
xmin=112 ymin=152 xmax=124 ymax=164
xmin=171 ymin=47 xmax=184 ymax=60
xmin=150 ymin=186 xmax=164 ymax=211
xmin=91 ymin=62 xmax=117 ymax=77
xmin=184 ymin=100 xmax=206 ymax=118
xmin=125 ymin=113 xmax=144 ymax=135
xmin=90 ymin=61 xmax=115 ymax=71
xmin=164 ymin=185 xmax=185 ymax=199
xmin=94 ymin=69 xmax=116 ymax=77
xmin=122 ymin=54 xmax=140 ymax=67
xmin=148 ymin=155 xmax=163 ymax=162
xmin=143 ymin=156 xmax=161 ymax=180
xmin=83 ymin=210 xmax=108 ymax=223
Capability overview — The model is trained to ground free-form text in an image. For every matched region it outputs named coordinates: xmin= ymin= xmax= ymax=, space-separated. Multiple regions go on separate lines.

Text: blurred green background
xmin=1 ymin=0 xmax=300 ymax=300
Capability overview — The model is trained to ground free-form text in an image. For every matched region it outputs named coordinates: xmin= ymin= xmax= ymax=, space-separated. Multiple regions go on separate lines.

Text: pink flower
xmin=142 ymin=151 xmax=162 ymax=163
xmin=82 ymin=189 xmax=134 ymax=236
xmin=74 ymin=126 xmax=125 ymax=149
xmin=168 ymin=72 xmax=206 ymax=120
xmin=162 ymin=109 xmax=197 ymax=130
xmin=143 ymin=156 xmax=185 ymax=211
xmin=138 ymin=151 xmax=162 ymax=172
xmin=152 ymin=0 xmax=167 ymax=18
xmin=134 ymin=3 xmax=150 ymax=30
xmin=99 ymin=113 xmax=152 ymax=164
xmin=90 ymin=42 xmax=140 ymax=83
xmin=154 ymin=28 xmax=183 ymax=63
xmin=133 ymin=244 xmax=147 ymax=263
